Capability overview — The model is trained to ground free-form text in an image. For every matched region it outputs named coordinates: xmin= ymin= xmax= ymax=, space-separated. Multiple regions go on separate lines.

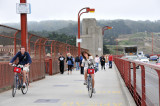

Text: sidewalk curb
xmin=113 ymin=63 xmax=137 ymax=106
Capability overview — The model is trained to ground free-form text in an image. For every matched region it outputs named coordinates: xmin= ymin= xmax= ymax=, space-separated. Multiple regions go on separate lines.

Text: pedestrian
xmin=94 ymin=55 xmax=100 ymax=71
xmin=75 ymin=55 xmax=80 ymax=71
xmin=66 ymin=53 xmax=74 ymax=75
xmin=108 ymin=54 xmax=113 ymax=68
xmin=80 ymin=55 xmax=84 ymax=74
xmin=105 ymin=54 xmax=109 ymax=68
xmin=58 ymin=54 xmax=65 ymax=74
xmin=100 ymin=55 xmax=105 ymax=70
xmin=71 ymin=56 xmax=75 ymax=71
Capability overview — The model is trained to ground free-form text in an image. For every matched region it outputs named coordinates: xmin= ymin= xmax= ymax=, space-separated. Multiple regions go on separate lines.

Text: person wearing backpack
xmin=66 ymin=53 xmax=73 ymax=75
xmin=9 ymin=47 xmax=32 ymax=88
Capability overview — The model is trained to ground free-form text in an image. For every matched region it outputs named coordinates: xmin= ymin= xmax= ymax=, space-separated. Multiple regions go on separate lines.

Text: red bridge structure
xmin=0 ymin=25 xmax=88 ymax=92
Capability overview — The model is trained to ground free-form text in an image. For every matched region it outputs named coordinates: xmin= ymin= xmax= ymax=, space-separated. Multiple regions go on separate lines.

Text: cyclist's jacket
xmin=10 ymin=51 xmax=32 ymax=65
xmin=82 ymin=56 xmax=94 ymax=68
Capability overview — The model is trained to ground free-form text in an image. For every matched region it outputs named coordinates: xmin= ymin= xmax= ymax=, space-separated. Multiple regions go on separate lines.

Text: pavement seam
xmin=113 ymin=62 xmax=137 ymax=106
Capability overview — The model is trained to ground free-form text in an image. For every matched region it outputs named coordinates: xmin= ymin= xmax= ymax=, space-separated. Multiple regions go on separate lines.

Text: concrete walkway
xmin=0 ymin=64 xmax=133 ymax=106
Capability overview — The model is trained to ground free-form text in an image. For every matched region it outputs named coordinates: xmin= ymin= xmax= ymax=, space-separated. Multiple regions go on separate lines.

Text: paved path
xmin=0 ymin=65 xmax=130 ymax=106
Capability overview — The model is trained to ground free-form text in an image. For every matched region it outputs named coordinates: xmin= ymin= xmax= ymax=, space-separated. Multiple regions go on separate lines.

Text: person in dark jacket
xmin=75 ymin=55 xmax=80 ymax=71
xmin=9 ymin=47 xmax=32 ymax=88
xmin=66 ymin=53 xmax=73 ymax=75
xmin=58 ymin=54 xmax=65 ymax=74
xmin=80 ymin=55 xmax=84 ymax=74
xmin=100 ymin=55 xmax=105 ymax=70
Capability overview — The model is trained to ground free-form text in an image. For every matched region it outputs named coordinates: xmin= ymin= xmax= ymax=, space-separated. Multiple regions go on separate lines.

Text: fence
xmin=114 ymin=57 xmax=160 ymax=106
xmin=0 ymin=24 xmax=88 ymax=92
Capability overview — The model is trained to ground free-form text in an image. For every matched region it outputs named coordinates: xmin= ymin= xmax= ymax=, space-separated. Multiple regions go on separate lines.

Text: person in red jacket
xmin=108 ymin=54 xmax=113 ymax=68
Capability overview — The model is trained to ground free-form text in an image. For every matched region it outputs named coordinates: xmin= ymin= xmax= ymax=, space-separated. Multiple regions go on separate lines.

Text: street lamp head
xmin=86 ymin=8 xmax=95 ymax=13
xmin=105 ymin=26 xmax=113 ymax=29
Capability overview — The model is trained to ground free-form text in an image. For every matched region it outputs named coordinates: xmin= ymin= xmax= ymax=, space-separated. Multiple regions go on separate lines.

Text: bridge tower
xmin=79 ymin=18 xmax=103 ymax=57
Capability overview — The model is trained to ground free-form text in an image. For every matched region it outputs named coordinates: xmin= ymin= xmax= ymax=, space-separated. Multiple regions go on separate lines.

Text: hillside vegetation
xmin=2 ymin=19 xmax=160 ymax=54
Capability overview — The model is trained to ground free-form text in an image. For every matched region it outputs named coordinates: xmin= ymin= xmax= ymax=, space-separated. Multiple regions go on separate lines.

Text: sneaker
xmin=84 ymin=80 xmax=87 ymax=85
xmin=22 ymin=83 xmax=26 ymax=88
xmin=93 ymin=88 xmax=96 ymax=94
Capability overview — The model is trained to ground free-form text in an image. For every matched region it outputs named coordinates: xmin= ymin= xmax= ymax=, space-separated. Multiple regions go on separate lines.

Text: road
xmin=130 ymin=61 xmax=159 ymax=106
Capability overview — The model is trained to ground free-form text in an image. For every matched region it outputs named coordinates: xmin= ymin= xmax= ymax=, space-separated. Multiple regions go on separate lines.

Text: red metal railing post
xmin=128 ymin=61 xmax=131 ymax=90
xmin=133 ymin=63 xmax=137 ymax=102
xmin=156 ymin=70 xmax=160 ymax=106
xmin=140 ymin=65 xmax=146 ymax=106
xmin=49 ymin=58 xmax=52 ymax=75
xmin=28 ymin=34 xmax=33 ymax=55
xmin=14 ymin=31 xmax=19 ymax=55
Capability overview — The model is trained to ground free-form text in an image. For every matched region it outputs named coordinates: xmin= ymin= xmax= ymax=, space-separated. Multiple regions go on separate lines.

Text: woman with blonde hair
xmin=66 ymin=53 xmax=73 ymax=75
xmin=81 ymin=51 xmax=96 ymax=93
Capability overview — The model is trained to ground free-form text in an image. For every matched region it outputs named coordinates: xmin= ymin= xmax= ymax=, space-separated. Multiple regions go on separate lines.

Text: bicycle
xmin=86 ymin=68 xmax=95 ymax=98
xmin=11 ymin=64 xmax=28 ymax=97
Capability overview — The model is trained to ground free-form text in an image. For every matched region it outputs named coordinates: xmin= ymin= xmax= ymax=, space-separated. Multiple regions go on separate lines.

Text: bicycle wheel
xmin=21 ymin=76 xmax=28 ymax=94
xmin=12 ymin=76 xmax=17 ymax=97
xmin=88 ymin=76 xmax=93 ymax=98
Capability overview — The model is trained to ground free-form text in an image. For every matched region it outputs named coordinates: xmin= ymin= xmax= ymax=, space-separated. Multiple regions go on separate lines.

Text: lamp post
xmin=20 ymin=0 xmax=28 ymax=50
xmin=152 ymin=32 xmax=153 ymax=55
xmin=102 ymin=26 xmax=112 ymax=35
xmin=77 ymin=7 xmax=95 ymax=56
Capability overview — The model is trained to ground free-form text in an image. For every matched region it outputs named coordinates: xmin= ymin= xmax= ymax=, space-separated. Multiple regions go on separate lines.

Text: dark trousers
xmin=68 ymin=65 xmax=72 ymax=71
xmin=80 ymin=62 xmax=84 ymax=74
xmin=60 ymin=64 xmax=64 ymax=74
xmin=109 ymin=61 xmax=112 ymax=68
xmin=101 ymin=63 xmax=105 ymax=70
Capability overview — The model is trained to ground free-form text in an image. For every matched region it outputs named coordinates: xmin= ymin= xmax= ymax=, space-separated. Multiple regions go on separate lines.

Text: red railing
xmin=0 ymin=24 xmax=88 ymax=92
xmin=114 ymin=57 xmax=160 ymax=106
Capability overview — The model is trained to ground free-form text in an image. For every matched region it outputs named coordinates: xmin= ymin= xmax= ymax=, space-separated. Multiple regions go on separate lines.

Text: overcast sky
xmin=0 ymin=0 xmax=160 ymax=23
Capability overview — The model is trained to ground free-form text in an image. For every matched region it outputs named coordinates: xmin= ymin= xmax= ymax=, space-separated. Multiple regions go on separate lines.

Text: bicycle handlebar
xmin=12 ymin=64 xmax=24 ymax=68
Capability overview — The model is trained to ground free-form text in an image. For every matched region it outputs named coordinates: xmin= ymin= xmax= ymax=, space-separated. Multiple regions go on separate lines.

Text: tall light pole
xmin=152 ymin=32 xmax=153 ymax=55
xmin=77 ymin=7 xmax=95 ymax=56
xmin=20 ymin=0 xmax=28 ymax=50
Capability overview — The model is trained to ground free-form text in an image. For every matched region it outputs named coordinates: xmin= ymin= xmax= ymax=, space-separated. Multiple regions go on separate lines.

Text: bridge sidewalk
xmin=0 ymin=64 xmax=135 ymax=106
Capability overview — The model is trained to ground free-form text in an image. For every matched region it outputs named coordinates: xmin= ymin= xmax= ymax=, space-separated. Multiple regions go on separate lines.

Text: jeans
xmin=76 ymin=62 xmax=79 ymax=71
xmin=109 ymin=61 xmax=112 ymax=68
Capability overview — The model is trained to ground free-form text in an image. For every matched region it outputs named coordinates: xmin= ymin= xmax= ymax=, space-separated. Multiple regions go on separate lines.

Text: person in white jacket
xmin=94 ymin=55 xmax=100 ymax=70
xmin=81 ymin=51 xmax=96 ymax=93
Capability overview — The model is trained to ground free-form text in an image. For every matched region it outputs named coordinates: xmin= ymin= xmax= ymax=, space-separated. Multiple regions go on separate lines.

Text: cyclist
xmin=9 ymin=47 xmax=32 ymax=88
xmin=81 ymin=51 xmax=96 ymax=93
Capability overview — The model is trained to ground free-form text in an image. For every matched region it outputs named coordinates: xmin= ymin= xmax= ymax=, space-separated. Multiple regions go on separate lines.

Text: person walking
xmin=58 ymin=54 xmax=65 ymax=74
xmin=66 ymin=53 xmax=73 ymax=75
xmin=100 ymin=55 xmax=105 ymax=70
xmin=108 ymin=54 xmax=113 ymax=68
xmin=80 ymin=55 xmax=84 ymax=74
xmin=94 ymin=55 xmax=100 ymax=71
xmin=105 ymin=54 xmax=109 ymax=69
xmin=75 ymin=55 xmax=80 ymax=71
xmin=71 ymin=56 xmax=75 ymax=71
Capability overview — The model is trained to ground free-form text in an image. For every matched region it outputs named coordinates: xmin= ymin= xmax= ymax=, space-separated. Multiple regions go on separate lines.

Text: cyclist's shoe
xmin=84 ymin=80 xmax=87 ymax=85
xmin=22 ymin=83 xmax=26 ymax=88
xmin=93 ymin=88 xmax=96 ymax=94
xmin=18 ymin=85 xmax=21 ymax=90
